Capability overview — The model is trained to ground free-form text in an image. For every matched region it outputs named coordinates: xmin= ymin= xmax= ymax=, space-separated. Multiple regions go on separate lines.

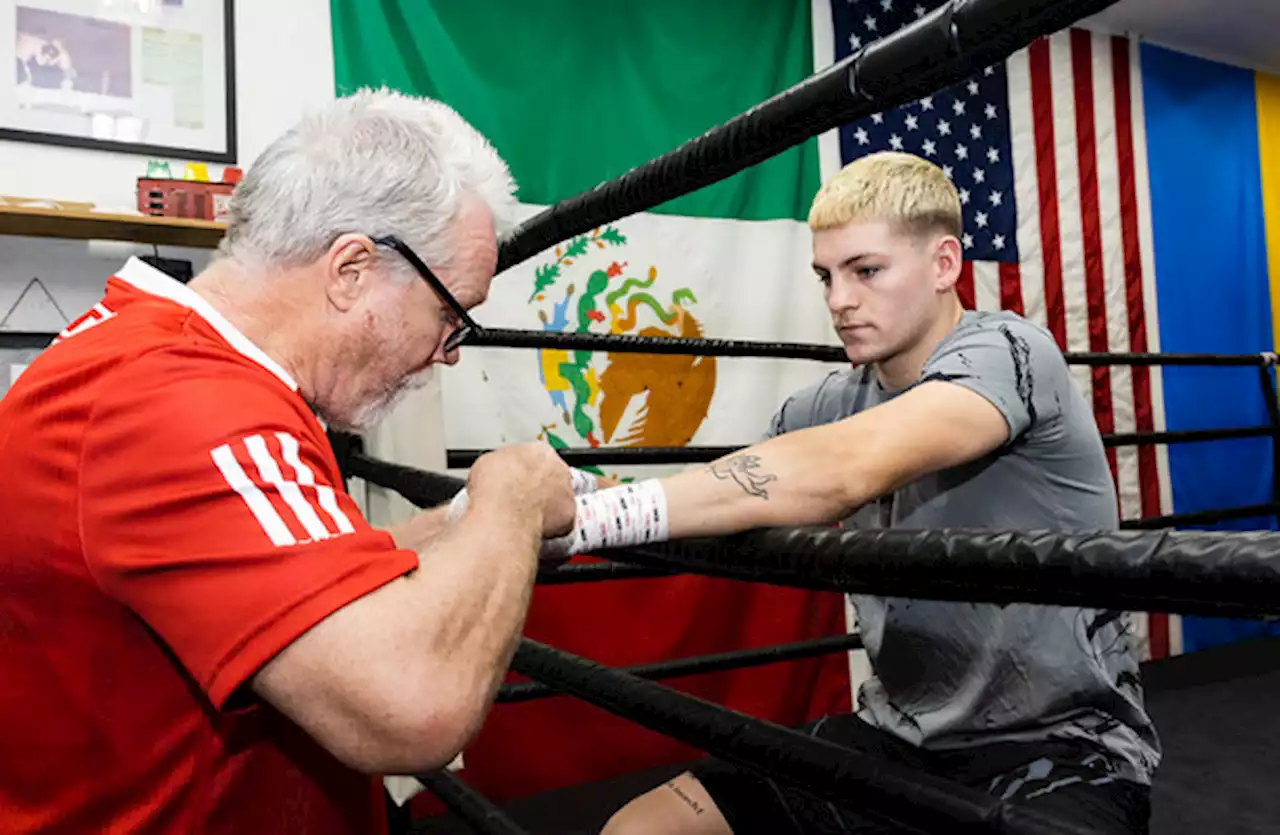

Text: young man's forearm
xmin=661 ymin=423 xmax=871 ymax=538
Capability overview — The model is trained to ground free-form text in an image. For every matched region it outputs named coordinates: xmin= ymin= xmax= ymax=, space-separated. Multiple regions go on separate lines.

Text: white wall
xmin=0 ymin=0 xmax=338 ymax=331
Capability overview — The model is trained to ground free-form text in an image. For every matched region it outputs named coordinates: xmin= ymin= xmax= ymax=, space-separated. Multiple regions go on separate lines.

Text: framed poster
xmin=0 ymin=0 xmax=235 ymax=162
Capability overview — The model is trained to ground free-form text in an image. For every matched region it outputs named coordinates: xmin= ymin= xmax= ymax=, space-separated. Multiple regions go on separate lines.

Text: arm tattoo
xmin=664 ymin=780 xmax=705 ymax=816
xmin=708 ymin=454 xmax=778 ymax=499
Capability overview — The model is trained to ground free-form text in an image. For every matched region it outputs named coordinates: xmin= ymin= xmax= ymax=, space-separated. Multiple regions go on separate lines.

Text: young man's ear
xmin=933 ymin=235 xmax=964 ymax=292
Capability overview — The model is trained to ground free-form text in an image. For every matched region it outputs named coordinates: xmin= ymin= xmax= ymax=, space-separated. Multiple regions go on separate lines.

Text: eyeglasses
xmin=371 ymin=234 xmax=482 ymax=354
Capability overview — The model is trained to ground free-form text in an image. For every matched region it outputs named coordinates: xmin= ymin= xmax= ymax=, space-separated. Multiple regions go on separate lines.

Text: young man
xmin=578 ymin=152 xmax=1159 ymax=834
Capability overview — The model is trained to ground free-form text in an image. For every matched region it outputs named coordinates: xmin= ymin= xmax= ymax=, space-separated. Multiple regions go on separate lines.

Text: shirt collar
xmin=115 ymin=257 xmax=299 ymax=391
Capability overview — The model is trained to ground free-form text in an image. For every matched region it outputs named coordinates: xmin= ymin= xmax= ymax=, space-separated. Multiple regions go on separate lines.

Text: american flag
xmin=829 ymin=0 xmax=1177 ymax=657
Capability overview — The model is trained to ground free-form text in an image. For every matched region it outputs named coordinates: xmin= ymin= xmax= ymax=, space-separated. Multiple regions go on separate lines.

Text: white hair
xmin=218 ymin=87 xmax=517 ymax=273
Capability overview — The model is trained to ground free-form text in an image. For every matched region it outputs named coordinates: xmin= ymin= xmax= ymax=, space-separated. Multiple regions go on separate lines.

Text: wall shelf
xmin=0 ymin=204 xmax=225 ymax=249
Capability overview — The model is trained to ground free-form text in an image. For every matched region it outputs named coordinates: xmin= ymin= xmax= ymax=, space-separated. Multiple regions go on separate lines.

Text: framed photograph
xmin=0 ymin=0 xmax=235 ymax=162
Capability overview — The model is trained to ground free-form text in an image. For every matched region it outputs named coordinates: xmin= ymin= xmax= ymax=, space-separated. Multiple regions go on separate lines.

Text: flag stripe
xmin=1029 ymin=38 xmax=1066 ymax=349
xmin=1111 ymin=36 xmax=1169 ymax=658
xmin=212 ymin=444 xmax=296 ymax=546
xmin=277 ymin=432 xmax=357 ymax=535
xmin=245 ymin=435 xmax=333 ymax=542
xmin=1090 ymin=34 xmax=1140 ymax=521
xmin=973 ymin=261 xmax=1001 ymax=312
xmin=1125 ymin=37 xmax=1175 ymax=523
xmin=998 ymin=263 xmax=1024 ymax=315
xmin=1071 ymin=30 xmax=1120 ymax=493
xmin=1007 ymin=47 xmax=1046 ymax=331
xmin=957 ymin=261 xmax=976 ymax=310
xmin=1048 ymin=34 xmax=1095 ymax=405
xmin=1112 ymin=37 xmax=1162 ymax=519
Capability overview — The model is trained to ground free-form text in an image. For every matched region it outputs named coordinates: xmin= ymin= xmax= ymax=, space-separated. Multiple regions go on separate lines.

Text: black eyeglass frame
xmin=371 ymin=234 xmax=482 ymax=354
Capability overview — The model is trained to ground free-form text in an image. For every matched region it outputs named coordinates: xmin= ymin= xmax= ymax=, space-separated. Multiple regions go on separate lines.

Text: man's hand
xmin=468 ymin=443 xmax=576 ymax=538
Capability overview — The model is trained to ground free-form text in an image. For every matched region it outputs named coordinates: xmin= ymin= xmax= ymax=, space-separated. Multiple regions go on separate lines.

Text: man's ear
xmin=325 ymin=234 xmax=377 ymax=312
xmin=933 ymin=234 xmax=964 ymax=293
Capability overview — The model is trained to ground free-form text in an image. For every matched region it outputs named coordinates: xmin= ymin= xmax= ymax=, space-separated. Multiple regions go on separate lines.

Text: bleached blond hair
xmin=808 ymin=151 xmax=962 ymax=241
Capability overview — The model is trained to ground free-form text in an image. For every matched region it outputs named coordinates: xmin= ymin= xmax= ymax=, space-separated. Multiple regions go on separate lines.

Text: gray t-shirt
xmin=766 ymin=310 xmax=1161 ymax=785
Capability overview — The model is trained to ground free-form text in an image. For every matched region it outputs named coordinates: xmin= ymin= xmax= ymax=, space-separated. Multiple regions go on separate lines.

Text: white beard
xmin=342 ymin=366 xmax=435 ymax=432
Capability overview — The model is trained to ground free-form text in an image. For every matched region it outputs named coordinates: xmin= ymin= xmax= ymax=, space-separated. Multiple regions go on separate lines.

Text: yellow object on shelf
xmin=183 ymin=163 xmax=210 ymax=182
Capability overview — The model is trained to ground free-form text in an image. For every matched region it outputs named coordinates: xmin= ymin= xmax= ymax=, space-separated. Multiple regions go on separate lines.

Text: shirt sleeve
xmin=919 ymin=317 xmax=1066 ymax=442
xmin=80 ymin=347 xmax=418 ymax=709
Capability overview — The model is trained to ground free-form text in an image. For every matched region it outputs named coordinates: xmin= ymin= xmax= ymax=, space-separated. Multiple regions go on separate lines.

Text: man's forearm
xmin=661 ymin=425 xmax=869 ymax=539
xmin=397 ymin=498 xmax=541 ymax=713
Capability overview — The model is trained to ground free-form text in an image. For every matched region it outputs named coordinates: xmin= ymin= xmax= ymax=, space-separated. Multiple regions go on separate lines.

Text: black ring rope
xmin=606 ymin=526 xmax=1280 ymax=619
xmin=345 ymin=449 xmax=1280 ymax=598
xmin=494 ymin=0 xmax=1124 ymax=275
xmin=497 ymin=632 xmax=864 ymax=704
xmin=535 ymin=560 xmax=679 ymax=584
xmin=445 ymin=425 xmax=1276 ymax=469
xmin=414 ymin=770 xmax=531 ymax=835
xmin=465 ymin=327 xmax=1280 ymax=368
xmin=508 ymin=639 xmax=1087 ymax=835
xmin=1120 ymin=503 xmax=1280 ymax=531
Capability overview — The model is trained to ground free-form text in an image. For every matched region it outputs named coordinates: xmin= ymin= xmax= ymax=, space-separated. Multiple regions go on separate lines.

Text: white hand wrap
xmin=446 ymin=468 xmax=604 ymax=560
xmin=565 ymin=480 xmax=670 ymax=556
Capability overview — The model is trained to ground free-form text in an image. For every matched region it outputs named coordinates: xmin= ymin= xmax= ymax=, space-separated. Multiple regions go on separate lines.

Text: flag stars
xmin=871 ymin=112 xmax=885 ymax=124
xmin=880 ymin=0 xmax=893 ymax=10
xmin=920 ymin=96 xmax=934 ymax=111
xmin=962 ymin=233 xmax=975 ymax=249
xmin=853 ymin=126 xmax=870 ymax=145
xmin=987 ymin=147 xmax=1000 ymax=163
xmin=984 ymin=65 xmax=995 ymax=76
xmin=937 ymin=119 xmax=952 ymax=136
xmin=970 ymin=123 xmax=983 ymax=140
xmin=967 ymin=80 xmax=980 ymax=96
xmin=975 ymin=211 xmax=989 ymax=228
xmin=953 ymin=100 xmax=967 ymax=116
xmin=905 ymin=114 xmax=919 ymax=131
xmin=974 ymin=168 xmax=986 ymax=183
xmin=958 ymin=188 xmax=970 ymax=205
xmin=889 ymin=134 xmax=904 ymax=150
xmin=986 ymin=103 xmax=998 ymax=120
xmin=992 ymin=234 xmax=1007 ymax=250
xmin=922 ymin=139 xmax=937 ymax=156
xmin=849 ymin=33 xmax=862 ymax=50
xmin=915 ymin=4 xmax=926 ymax=17
xmin=956 ymin=145 xmax=969 ymax=160
xmin=942 ymin=164 xmax=954 ymax=180
xmin=989 ymin=190 xmax=1003 ymax=206
xmin=865 ymin=15 xmax=878 ymax=31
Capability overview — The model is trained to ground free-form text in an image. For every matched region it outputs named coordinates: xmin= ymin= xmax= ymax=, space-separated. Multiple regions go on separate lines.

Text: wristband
xmin=567 ymin=480 xmax=669 ymax=556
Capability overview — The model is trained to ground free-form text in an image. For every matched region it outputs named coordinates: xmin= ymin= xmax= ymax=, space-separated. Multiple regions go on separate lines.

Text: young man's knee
xmin=600 ymin=773 xmax=732 ymax=835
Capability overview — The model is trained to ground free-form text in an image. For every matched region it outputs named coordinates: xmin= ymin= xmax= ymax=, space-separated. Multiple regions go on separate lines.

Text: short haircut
xmin=807 ymin=151 xmax=962 ymax=241
xmin=219 ymin=87 xmax=517 ymax=273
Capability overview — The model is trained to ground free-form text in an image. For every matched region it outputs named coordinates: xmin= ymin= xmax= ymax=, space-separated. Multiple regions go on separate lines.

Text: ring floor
xmin=412 ymin=636 xmax=1280 ymax=835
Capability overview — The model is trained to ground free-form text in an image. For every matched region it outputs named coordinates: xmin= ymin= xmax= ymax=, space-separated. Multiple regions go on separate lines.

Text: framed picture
xmin=0 ymin=0 xmax=236 ymax=162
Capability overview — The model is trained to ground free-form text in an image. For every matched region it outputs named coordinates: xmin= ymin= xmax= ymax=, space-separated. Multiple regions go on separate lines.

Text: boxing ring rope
xmin=488 ymin=640 xmax=1086 ymax=835
xmin=411 ymin=771 xmax=531 ymax=835
xmin=447 ymin=424 xmax=1275 ymax=467
xmin=345 ymin=441 xmax=1280 ymax=620
xmin=497 ymin=632 xmax=866 ymax=704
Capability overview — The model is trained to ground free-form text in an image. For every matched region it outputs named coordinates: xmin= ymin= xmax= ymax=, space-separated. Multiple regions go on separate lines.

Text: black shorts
xmin=688 ymin=714 xmax=1150 ymax=834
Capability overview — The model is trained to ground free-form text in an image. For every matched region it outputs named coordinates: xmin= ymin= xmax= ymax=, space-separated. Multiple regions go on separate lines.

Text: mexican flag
xmin=332 ymin=0 xmax=857 ymax=807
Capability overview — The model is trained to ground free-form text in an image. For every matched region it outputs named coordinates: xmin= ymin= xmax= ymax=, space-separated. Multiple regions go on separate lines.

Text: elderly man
xmin=0 ymin=89 xmax=575 ymax=834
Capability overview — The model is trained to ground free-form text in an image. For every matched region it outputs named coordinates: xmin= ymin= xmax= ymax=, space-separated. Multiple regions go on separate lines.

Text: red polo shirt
xmin=0 ymin=258 xmax=418 ymax=833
